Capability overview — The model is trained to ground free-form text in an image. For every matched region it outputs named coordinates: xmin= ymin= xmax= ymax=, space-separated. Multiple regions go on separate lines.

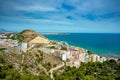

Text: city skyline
xmin=0 ymin=0 xmax=120 ymax=33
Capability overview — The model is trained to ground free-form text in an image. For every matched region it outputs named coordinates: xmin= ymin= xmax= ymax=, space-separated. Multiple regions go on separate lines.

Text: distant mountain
xmin=38 ymin=32 xmax=70 ymax=35
xmin=0 ymin=29 xmax=10 ymax=33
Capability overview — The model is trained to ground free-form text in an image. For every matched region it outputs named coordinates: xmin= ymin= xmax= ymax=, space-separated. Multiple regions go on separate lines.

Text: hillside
xmin=0 ymin=30 xmax=62 ymax=80
xmin=0 ymin=48 xmax=62 ymax=79
xmin=1 ymin=50 xmax=120 ymax=80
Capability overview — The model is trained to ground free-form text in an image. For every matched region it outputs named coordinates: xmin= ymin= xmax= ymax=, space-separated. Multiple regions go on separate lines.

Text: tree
xmin=0 ymin=55 xmax=5 ymax=63
xmin=17 ymin=34 xmax=24 ymax=42
xmin=87 ymin=50 xmax=93 ymax=55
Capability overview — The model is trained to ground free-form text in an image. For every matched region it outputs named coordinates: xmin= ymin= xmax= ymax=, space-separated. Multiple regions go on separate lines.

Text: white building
xmin=60 ymin=51 xmax=71 ymax=61
xmin=85 ymin=54 xmax=90 ymax=62
xmin=61 ymin=53 xmax=67 ymax=61
xmin=0 ymin=39 xmax=6 ymax=43
xmin=66 ymin=51 xmax=71 ymax=59
xmin=79 ymin=53 xmax=85 ymax=62
xmin=100 ymin=57 xmax=107 ymax=62
xmin=21 ymin=43 xmax=27 ymax=53
xmin=73 ymin=60 xmax=80 ymax=68
xmin=96 ymin=55 xmax=100 ymax=62
xmin=79 ymin=52 xmax=89 ymax=62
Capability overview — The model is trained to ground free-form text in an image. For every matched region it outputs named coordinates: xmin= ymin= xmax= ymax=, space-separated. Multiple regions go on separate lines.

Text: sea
xmin=44 ymin=33 xmax=120 ymax=58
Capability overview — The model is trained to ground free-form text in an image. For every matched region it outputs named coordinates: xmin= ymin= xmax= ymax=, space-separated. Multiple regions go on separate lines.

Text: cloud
xmin=0 ymin=0 xmax=120 ymax=32
xmin=15 ymin=5 xmax=57 ymax=12
xmin=64 ymin=0 xmax=120 ymax=16
xmin=0 ymin=15 xmax=75 ymax=25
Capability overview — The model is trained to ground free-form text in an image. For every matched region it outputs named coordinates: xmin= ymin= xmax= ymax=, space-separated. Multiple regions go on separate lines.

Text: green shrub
xmin=0 ymin=55 xmax=5 ymax=63
xmin=0 ymin=48 xmax=7 ymax=51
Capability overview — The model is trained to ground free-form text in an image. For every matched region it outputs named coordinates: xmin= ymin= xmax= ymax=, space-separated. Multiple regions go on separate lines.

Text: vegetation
xmin=61 ymin=46 xmax=67 ymax=50
xmin=0 ymin=55 xmax=5 ymax=64
xmin=43 ymin=62 xmax=52 ymax=71
xmin=0 ymin=48 xmax=7 ymax=51
xmin=11 ymin=36 xmax=17 ymax=40
xmin=0 ymin=52 xmax=120 ymax=80
xmin=17 ymin=34 xmax=24 ymax=42
xmin=87 ymin=50 xmax=93 ymax=55
xmin=51 ymin=41 xmax=57 ymax=45
xmin=0 ymin=49 xmax=61 ymax=80
xmin=47 ymin=46 xmax=56 ymax=49
xmin=0 ymin=64 xmax=51 ymax=80
xmin=20 ymin=30 xmax=36 ymax=34
xmin=10 ymin=34 xmax=24 ymax=42
xmin=54 ymin=59 xmax=120 ymax=80
xmin=0 ymin=55 xmax=51 ymax=80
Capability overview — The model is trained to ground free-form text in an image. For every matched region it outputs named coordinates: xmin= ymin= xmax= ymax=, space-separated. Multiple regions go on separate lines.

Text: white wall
xmin=21 ymin=43 xmax=27 ymax=53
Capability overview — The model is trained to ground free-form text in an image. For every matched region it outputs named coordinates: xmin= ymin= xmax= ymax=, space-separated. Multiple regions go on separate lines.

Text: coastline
xmin=68 ymin=43 xmax=120 ymax=58
xmin=44 ymin=33 xmax=120 ymax=58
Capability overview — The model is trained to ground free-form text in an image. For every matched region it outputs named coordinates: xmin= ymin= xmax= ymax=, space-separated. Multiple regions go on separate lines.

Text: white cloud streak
xmin=15 ymin=5 xmax=57 ymax=12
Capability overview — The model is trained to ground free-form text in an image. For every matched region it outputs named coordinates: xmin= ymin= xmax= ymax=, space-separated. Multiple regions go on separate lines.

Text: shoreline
xmin=49 ymin=39 xmax=120 ymax=59
xmin=44 ymin=33 xmax=120 ymax=57
xmin=71 ymin=45 xmax=120 ymax=58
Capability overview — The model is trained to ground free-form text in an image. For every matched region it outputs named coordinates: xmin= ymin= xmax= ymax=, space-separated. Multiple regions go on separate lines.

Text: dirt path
xmin=20 ymin=55 xmax=25 ymax=73
xmin=49 ymin=62 xmax=65 ymax=80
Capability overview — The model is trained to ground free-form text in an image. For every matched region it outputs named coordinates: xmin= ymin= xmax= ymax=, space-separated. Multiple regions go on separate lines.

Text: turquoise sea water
xmin=44 ymin=33 xmax=120 ymax=58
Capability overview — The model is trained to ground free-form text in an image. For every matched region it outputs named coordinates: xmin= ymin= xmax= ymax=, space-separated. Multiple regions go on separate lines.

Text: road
xmin=49 ymin=62 xmax=65 ymax=80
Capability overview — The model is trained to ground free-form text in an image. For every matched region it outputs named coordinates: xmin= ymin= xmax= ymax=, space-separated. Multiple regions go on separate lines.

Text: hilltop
xmin=12 ymin=30 xmax=49 ymax=43
xmin=18 ymin=30 xmax=37 ymax=42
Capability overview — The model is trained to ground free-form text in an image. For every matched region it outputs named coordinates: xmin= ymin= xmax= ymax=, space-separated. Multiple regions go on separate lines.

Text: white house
xmin=61 ymin=53 xmax=67 ymax=61
xmin=66 ymin=51 xmax=71 ymax=59
xmin=79 ymin=53 xmax=86 ymax=62
xmin=96 ymin=55 xmax=100 ymax=62
xmin=60 ymin=51 xmax=71 ymax=61
xmin=100 ymin=57 xmax=107 ymax=62
xmin=21 ymin=43 xmax=27 ymax=53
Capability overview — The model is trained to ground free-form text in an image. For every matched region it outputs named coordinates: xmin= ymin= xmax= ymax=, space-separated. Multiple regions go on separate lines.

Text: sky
xmin=0 ymin=0 xmax=120 ymax=33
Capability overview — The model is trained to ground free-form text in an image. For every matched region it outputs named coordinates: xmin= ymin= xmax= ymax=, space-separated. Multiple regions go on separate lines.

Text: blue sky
xmin=0 ymin=0 xmax=120 ymax=33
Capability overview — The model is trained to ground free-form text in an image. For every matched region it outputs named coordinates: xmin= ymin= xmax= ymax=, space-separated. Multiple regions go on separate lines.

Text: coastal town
xmin=0 ymin=30 xmax=119 ymax=80
xmin=0 ymin=0 xmax=120 ymax=79
xmin=0 ymin=30 xmax=118 ymax=68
